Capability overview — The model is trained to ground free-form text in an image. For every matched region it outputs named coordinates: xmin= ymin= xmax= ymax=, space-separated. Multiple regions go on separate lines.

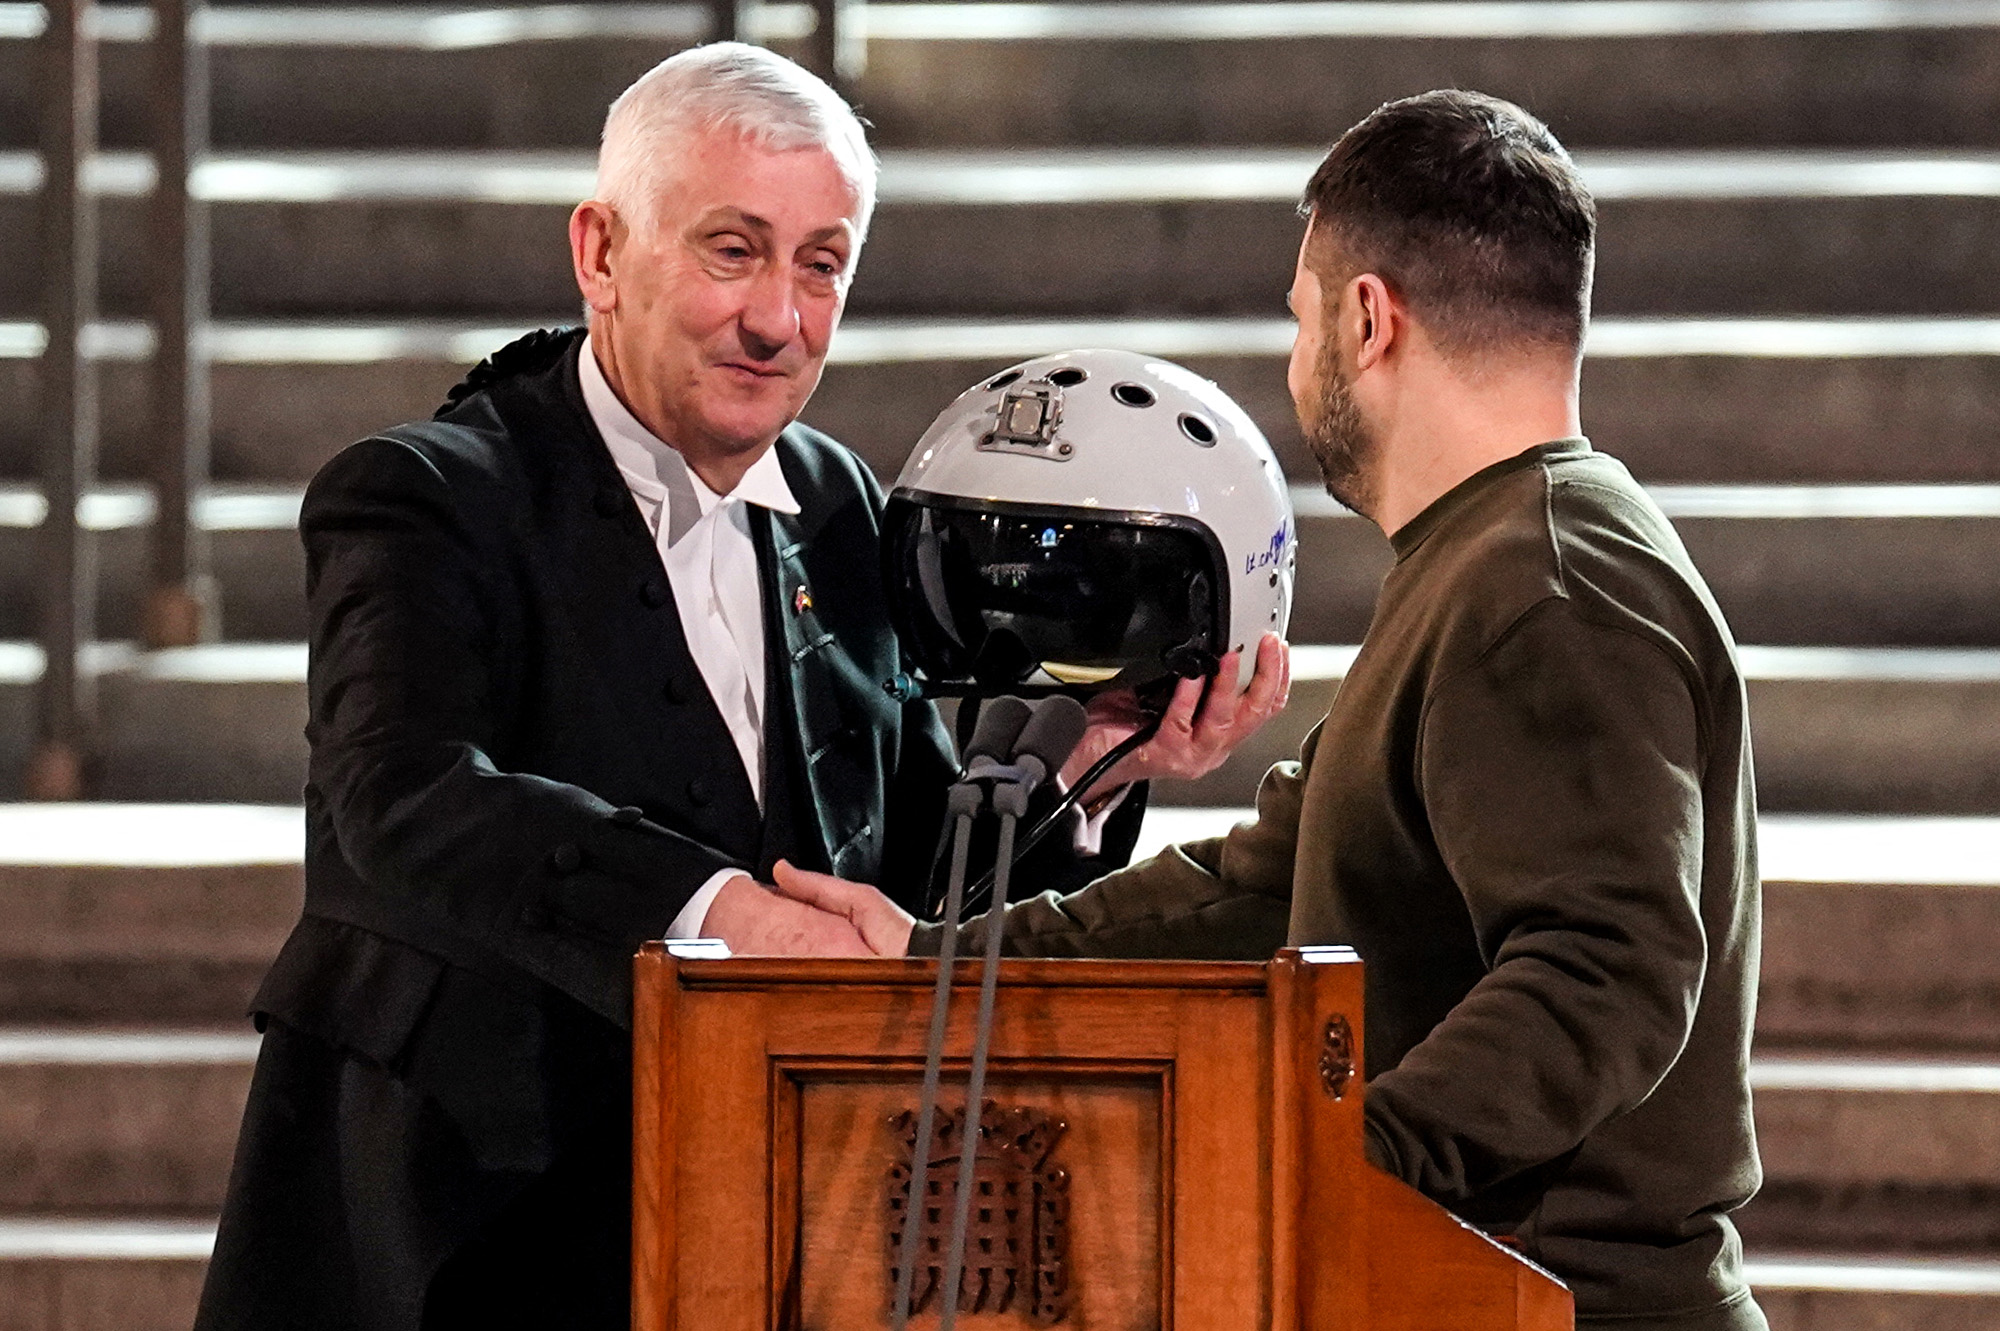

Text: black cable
xmin=954 ymin=712 xmax=1164 ymax=915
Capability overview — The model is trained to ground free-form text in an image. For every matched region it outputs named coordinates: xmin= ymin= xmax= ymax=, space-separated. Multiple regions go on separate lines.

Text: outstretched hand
xmin=771 ymin=860 xmax=917 ymax=957
xmin=1060 ymin=631 xmax=1291 ymax=796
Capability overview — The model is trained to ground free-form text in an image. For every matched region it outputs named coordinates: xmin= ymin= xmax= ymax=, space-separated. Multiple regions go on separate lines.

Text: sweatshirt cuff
xmin=665 ymin=868 xmax=750 ymax=940
xmin=905 ymin=921 xmax=947 ymax=957
xmin=1362 ymin=1114 xmax=1401 ymax=1176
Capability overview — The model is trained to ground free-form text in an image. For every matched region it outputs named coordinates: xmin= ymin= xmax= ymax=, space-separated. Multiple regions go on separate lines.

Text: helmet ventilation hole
xmin=1178 ymin=413 xmax=1217 ymax=446
xmin=986 ymin=369 xmax=1024 ymax=390
xmin=1045 ymin=367 xmax=1088 ymax=387
xmin=1111 ymin=382 xmax=1156 ymax=408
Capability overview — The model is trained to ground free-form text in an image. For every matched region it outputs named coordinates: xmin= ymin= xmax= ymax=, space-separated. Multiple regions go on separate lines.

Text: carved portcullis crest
xmin=885 ymin=1101 xmax=1072 ymax=1324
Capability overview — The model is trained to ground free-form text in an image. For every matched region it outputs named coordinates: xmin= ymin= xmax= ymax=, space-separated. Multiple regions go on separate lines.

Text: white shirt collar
xmin=578 ymin=334 xmax=801 ymax=541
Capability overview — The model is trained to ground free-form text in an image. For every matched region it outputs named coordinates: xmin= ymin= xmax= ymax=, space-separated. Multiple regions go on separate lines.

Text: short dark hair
xmin=1302 ymin=90 xmax=1595 ymax=356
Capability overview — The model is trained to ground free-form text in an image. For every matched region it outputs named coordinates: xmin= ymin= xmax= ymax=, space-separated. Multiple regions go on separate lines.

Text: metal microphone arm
xmin=895 ymin=693 xmax=1052 ymax=1327
xmin=934 ymin=694 xmax=1083 ymax=1330
xmin=900 ymin=695 xmax=1138 ymax=1327
xmin=936 ymin=794 xmax=1018 ymax=1331
xmin=891 ymin=778 xmax=982 ymax=1330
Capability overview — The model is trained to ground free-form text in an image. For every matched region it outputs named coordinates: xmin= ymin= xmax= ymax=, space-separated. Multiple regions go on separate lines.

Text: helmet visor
xmin=884 ymin=493 xmax=1228 ymax=694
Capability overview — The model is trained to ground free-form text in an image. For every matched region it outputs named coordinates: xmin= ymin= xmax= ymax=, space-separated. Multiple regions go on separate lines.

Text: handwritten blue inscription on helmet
xmin=1245 ymin=520 xmax=1290 ymax=575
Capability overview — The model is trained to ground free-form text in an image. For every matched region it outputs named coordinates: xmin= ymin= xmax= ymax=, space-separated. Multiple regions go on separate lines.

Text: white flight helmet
xmin=884 ymin=348 xmax=1296 ymax=699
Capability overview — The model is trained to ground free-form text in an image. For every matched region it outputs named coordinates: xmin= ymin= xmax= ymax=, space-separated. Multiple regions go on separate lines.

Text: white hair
xmin=595 ymin=42 xmax=877 ymax=240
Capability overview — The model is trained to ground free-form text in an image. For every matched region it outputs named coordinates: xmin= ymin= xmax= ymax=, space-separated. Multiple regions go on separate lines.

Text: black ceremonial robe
xmin=196 ymin=328 xmax=1142 ymax=1330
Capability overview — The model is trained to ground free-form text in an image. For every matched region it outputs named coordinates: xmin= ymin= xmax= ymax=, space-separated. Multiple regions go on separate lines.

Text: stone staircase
xmin=3 ymin=1 xmax=2000 ymax=1327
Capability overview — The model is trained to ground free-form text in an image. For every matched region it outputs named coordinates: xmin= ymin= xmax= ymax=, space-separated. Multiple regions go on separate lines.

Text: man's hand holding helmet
xmin=1061 ymin=633 xmax=1291 ymax=792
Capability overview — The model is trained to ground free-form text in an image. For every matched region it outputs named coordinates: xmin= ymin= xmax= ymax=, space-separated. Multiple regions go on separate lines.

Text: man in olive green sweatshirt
xmin=777 ymin=89 xmax=1766 ymax=1330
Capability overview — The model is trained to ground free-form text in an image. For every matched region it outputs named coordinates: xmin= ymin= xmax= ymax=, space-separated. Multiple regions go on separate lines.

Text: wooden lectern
xmin=633 ymin=944 xmax=1572 ymax=1330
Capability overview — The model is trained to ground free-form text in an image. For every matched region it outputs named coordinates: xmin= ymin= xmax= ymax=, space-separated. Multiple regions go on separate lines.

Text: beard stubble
xmin=1299 ymin=335 xmax=1379 ymax=519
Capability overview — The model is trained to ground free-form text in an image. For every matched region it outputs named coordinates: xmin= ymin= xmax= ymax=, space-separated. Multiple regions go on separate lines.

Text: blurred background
xmin=2 ymin=0 xmax=1999 ymax=1326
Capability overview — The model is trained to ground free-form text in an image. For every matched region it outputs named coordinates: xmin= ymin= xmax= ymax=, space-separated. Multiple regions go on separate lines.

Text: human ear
xmin=1351 ymin=274 xmax=1396 ymax=371
xmin=569 ymin=200 xmax=620 ymax=315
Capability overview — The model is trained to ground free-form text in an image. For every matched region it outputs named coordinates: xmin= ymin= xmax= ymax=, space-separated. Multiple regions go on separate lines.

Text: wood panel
xmin=674 ymin=986 xmax=778 ymax=1323
xmin=1364 ymin=1170 xmax=1572 ymax=1330
xmin=790 ymin=1070 xmax=1164 ymax=1331
xmin=1164 ymin=989 xmax=1269 ymax=1328
xmin=634 ymin=947 xmax=1572 ymax=1331
xmin=1273 ymin=947 xmax=1369 ymax=1329
xmin=670 ymin=957 xmax=1272 ymax=992
xmin=633 ymin=946 xmax=674 ymax=1331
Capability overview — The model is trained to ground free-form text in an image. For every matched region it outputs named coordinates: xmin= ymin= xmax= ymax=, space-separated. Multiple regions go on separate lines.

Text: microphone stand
xmin=892 ymin=691 xmax=1032 ymax=1329
xmin=893 ymin=695 xmax=1091 ymax=1329
xmin=891 ymin=778 xmax=980 ymax=1330
xmin=936 ymin=770 xmax=1027 ymax=1331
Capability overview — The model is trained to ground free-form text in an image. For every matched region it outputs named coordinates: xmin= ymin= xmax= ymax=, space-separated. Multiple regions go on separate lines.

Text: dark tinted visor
xmin=883 ymin=494 xmax=1227 ymax=694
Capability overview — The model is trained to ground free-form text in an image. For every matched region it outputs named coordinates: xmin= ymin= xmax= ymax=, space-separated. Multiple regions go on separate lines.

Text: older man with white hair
xmin=196 ymin=43 xmax=1281 ymax=1330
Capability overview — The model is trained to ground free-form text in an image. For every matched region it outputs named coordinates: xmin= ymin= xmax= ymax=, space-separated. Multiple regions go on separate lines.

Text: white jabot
xmin=578 ymin=335 xmax=800 ymax=938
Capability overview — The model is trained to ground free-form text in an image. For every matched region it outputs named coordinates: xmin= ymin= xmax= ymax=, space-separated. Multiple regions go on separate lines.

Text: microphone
xmin=959 ymin=695 xmax=1033 ymax=772
xmin=981 ymin=695 xmax=1088 ymax=819
xmin=956 ymin=696 xmax=1156 ymax=915
xmin=927 ymin=695 xmax=1035 ymax=917
xmin=1006 ymin=694 xmax=1089 ymax=796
